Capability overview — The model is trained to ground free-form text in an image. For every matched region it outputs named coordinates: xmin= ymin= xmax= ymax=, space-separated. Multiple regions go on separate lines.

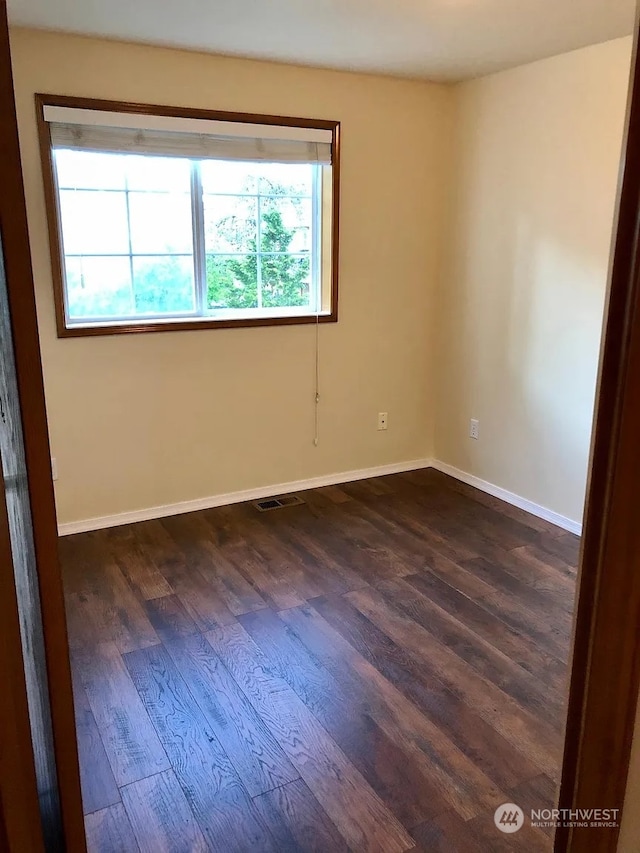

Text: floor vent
xmin=253 ymin=494 xmax=305 ymax=512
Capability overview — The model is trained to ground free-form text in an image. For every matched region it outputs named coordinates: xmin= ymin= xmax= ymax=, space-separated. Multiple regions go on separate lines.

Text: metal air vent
xmin=253 ymin=494 xmax=305 ymax=512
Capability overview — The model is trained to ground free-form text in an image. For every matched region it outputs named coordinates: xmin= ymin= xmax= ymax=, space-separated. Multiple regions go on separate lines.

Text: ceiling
xmin=7 ymin=0 xmax=636 ymax=82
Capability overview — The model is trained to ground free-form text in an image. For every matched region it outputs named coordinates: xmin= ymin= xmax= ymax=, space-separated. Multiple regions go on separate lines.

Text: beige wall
xmin=436 ymin=37 xmax=633 ymax=524
xmin=9 ymin=28 xmax=453 ymax=526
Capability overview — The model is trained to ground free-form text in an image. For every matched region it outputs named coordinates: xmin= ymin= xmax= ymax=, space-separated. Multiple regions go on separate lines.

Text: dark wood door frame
xmin=555 ymin=12 xmax=640 ymax=853
xmin=0 ymin=464 xmax=45 ymax=853
xmin=0 ymin=2 xmax=86 ymax=850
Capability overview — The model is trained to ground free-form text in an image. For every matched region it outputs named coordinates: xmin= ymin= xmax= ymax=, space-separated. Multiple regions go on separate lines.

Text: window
xmin=37 ymin=96 xmax=339 ymax=336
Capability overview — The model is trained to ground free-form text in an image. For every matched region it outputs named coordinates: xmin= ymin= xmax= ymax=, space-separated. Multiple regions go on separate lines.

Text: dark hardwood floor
xmin=59 ymin=468 xmax=578 ymax=852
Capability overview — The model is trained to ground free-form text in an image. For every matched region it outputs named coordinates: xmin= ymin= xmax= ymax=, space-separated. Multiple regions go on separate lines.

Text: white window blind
xmin=43 ymin=105 xmax=333 ymax=165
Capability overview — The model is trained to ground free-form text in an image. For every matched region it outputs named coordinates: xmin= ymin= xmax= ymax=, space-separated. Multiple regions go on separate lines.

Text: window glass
xmin=55 ymin=150 xmax=126 ymax=190
xmin=65 ymin=256 xmax=133 ymax=319
xmin=207 ymin=255 xmax=259 ymax=310
xmin=50 ymin=134 xmax=331 ymax=330
xmin=203 ymin=195 xmax=257 ymax=254
xmin=200 ymin=160 xmax=258 ymax=195
xmin=132 ymin=256 xmax=196 ymax=314
xmin=59 ymin=189 xmax=130 ymax=255
xmin=124 ymin=155 xmax=191 ymax=192
xmin=202 ymin=162 xmax=315 ymax=314
xmin=56 ymin=149 xmax=197 ymax=320
xmin=128 ymin=192 xmax=193 ymax=255
xmin=261 ymin=197 xmax=312 ymax=253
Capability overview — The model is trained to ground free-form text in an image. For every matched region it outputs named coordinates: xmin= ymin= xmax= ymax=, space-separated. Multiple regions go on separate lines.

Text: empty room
xmin=1 ymin=0 xmax=637 ymax=850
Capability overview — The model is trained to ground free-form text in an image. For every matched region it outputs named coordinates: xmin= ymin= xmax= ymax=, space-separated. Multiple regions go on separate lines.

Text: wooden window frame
xmin=35 ymin=93 xmax=341 ymax=338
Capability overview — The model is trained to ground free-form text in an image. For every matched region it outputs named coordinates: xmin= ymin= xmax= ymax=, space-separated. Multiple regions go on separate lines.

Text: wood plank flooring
xmin=59 ymin=468 xmax=578 ymax=852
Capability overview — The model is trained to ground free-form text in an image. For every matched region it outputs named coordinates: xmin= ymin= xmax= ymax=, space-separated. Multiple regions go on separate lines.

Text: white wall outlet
xmin=378 ymin=412 xmax=388 ymax=431
xmin=469 ymin=418 xmax=480 ymax=440
xmin=51 ymin=457 xmax=58 ymax=481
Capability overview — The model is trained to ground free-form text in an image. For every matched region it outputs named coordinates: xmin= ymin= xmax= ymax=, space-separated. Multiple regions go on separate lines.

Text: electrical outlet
xmin=51 ymin=457 xmax=58 ymax=481
xmin=378 ymin=412 xmax=388 ymax=431
xmin=469 ymin=418 xmax=479 ymax=440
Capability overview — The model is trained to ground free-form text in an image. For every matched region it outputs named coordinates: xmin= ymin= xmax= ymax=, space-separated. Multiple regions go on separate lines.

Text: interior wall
xmin=435 ymin=36 xmax=633 ymax=524
xmin=9 ymin=28 xmax=453 ymax=527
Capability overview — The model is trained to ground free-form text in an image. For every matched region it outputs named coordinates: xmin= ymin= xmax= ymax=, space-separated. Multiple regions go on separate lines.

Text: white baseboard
xmin=57 ymin=455 xmax=582 ymax=537
xmin=430 ymin=459 xmax=583 ymax=536
xmin=57 ymin=457 xmax=434 ymax=536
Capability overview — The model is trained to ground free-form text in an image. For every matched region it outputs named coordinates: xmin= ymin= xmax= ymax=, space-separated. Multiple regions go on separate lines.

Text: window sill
xmin=57 ymin=310 xmax=337 ymax=338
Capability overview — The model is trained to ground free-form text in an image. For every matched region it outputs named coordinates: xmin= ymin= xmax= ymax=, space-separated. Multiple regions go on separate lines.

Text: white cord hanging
xmin=313 ymin=310 xmax=320 ymax=446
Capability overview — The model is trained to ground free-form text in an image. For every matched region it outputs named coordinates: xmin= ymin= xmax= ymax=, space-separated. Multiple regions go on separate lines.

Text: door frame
xmin=555 ymin=12 xmax=640 ymax=853
xmin=3 ymin=5 xmax=640 ymax=852
xmin=0 ymin=463 xmax=45 ymax=853
xmin=0 ymin=2 xmax=86 ymax=850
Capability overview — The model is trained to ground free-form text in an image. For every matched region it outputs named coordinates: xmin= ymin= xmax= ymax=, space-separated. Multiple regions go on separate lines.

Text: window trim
xmin=35 ymin=94 xmax=340 ymax=338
